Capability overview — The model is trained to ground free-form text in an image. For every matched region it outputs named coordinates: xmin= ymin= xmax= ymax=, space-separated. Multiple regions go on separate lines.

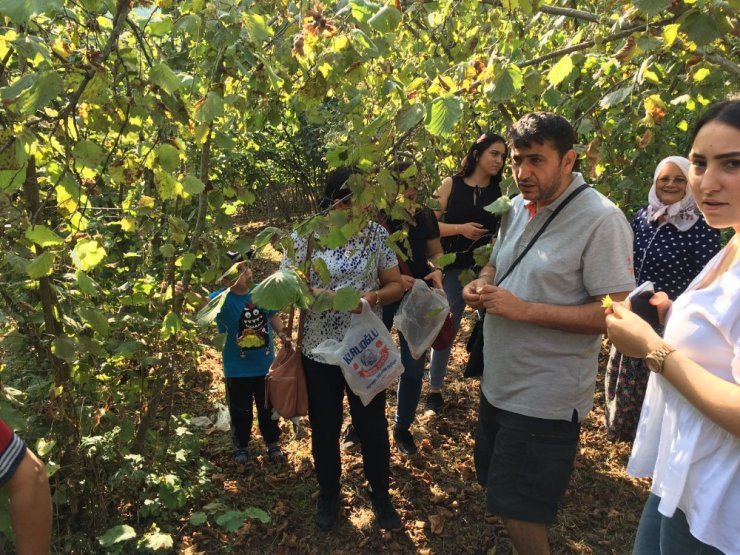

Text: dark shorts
xmin=474 ymin=393 xmax=580 ymax=525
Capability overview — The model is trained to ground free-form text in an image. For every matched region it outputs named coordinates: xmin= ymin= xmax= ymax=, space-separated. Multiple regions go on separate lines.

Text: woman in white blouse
xmin=281 ymin=168 xmax=405 ymax=532
xmin=606 ymin=99 xmax=740 ymax=554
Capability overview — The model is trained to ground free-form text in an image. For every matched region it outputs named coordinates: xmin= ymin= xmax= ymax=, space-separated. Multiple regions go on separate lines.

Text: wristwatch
xmin=645 ymin=342 xmax=676 ymax=374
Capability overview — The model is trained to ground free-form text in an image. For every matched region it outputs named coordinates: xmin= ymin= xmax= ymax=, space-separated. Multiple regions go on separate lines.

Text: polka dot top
xmin=281 ymin=222 xmax=398 ymax=362
xmin=632 ymin=207 xmax=721 ymax=300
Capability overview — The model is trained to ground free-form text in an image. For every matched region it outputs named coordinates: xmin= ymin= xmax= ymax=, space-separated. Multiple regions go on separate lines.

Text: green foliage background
xmin=0 ymin=0 xmax=737 ymax=550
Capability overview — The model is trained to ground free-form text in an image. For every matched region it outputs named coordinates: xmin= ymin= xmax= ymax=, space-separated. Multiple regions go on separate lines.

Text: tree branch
xmin=517 ymin=15 xmax=679 ymax=69
xmin=675 ymin=40 xmax=740 ymax=77
xmin=57 ymin=0 xmax=131 ymax=120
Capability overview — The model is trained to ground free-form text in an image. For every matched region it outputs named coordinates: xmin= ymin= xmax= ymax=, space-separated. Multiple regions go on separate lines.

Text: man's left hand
xmin=479 ymin=285 xmax=528 ymax=321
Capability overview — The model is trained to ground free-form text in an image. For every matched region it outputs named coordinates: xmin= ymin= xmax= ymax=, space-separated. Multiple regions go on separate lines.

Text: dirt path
xmin=180 ymin=311 xmax=648 ymax=555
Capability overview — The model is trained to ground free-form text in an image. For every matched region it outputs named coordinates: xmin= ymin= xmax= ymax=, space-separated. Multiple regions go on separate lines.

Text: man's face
xmin=511 ymin=141 xmax=574 ymax=208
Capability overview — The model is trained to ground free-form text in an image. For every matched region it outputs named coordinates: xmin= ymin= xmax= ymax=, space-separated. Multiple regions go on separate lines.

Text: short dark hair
xmin=509 ymin=112 xmax=576 ymax=160
xmin=319 ymin=167 xmax=361 ymax=209
xmin=690 ymin=98 xmax=740 ymax=143
xmin=226 ymin=247 xmax=255 ymax=262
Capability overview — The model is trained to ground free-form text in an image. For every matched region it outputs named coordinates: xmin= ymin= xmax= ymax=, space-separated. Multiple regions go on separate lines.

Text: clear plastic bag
xmin=311 ymin=299 xmax=403 ymax=406
xmin=394 ymin=279 xmax=450 ymax=359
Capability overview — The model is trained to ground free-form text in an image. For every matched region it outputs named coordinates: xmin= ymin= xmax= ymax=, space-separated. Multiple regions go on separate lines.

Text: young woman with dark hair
xmin=606 ymin=98 xmax=740 ymax=554
xmin=427 ymin=133 xmax=506 ymax=412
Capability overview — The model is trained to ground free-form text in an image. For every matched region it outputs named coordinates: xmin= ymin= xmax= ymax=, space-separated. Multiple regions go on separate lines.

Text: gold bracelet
xmin=375 ymin=289 xmax=382 ymax=306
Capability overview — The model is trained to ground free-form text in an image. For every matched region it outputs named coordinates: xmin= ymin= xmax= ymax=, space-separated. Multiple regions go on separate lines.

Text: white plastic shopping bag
xmin=394 ymin=279 xmax=450 ymax=359
xmin=311 ymin=299 xmax=403 ymax=406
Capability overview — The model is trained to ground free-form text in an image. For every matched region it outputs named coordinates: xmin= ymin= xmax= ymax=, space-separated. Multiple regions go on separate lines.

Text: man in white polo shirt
xmin=463 ymin=112 xmax=635 ymax=555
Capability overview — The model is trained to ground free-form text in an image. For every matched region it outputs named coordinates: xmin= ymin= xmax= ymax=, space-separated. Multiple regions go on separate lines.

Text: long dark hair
xmin=318 ymin=167 xmax=361 ymax=210
xmin=455 ymin=132 xmax=507 ymax=187
xmin=691 ymin=98 xmax=740 ymax=142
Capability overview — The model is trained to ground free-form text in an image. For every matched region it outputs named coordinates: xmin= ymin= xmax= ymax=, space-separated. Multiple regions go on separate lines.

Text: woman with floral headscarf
xmin=604 ymin=156 xmax=721 ymax=443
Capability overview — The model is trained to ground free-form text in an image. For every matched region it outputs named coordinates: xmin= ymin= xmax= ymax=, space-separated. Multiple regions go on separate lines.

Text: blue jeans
xmin=383 ymin=303 xmax=427 ymax=431
xmin=633 ymin=493 xmax=724 ymax=555
xmin=429 ymin=268 xmax=466 ymax=390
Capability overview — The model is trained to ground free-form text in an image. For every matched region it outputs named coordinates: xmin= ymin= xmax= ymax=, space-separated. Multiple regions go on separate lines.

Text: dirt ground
xmin=178 ymin=305 xmax=649 ymax=555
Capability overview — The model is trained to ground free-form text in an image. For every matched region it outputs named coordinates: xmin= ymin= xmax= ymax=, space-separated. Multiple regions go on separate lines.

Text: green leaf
xmin=321 ymin=227 xmax=348 ymax=249
xmin=251 ymin=269 xmax=309 ymax=310
xmin=52 ymin=335 xmax=77 ymax=363
xmin=368 ymin=6 xmax=401 ymax=33
xmin=425 ymin=96 xmax=463 ymax=136
xmin=16 ymin=71 xmax=62 ymax=115
xmin=599 ymin=86 xmax=633 ymax=109
xmin=149 ymin=63 xmax=182 ymax=95
xmin=35 ymin=437 xmax=56 ymax=457
xmin=243 ymin=13 xmax=272 ymax=43
xmin=155 ymin=144 xmax=180 ymax=172
xmin=25 ymin=225 xmax=63 ymax=247
xmin=176 ymin=253 xmax=196 ymax=270
xmin=141 ymin=532 xmax=173 ymax=550
xmin=484 ymin=196 xmax=513 ymax=215
xmin=27 ymin=251 xmax=55 ymax=279
xmin=99 ymin=524 xmax=137 ymax=547
xmin=194 ymin=92 xmax=224 ymax=124
xmin=333 ymin=287 xmax=361 ymax=311
xmin=680 ymin=10 xmax=720 ymax=46
xmin=71 ymin=240 xmax=106 ymax=271
xmin=434 ymin=252 xmax=456 ymax=269
xmin=77 ymin=307 xmax=109 ymax=336
xmin=396 ymin=103 xmax=424 ymax=133
xmin=0 ymin=0 xmax=63 ymax=25
xmin=182 ymin=175 xmax=205 ymax=195
xmin=161 ymin=312 xmax=183 ymax=340
xmin=174 ymin=14 xmax=201 ymax=37
xmin=73 ymin=140 xmax=105 ymax=169
xmin=473 ymin=243 xmax=494 ymax=268
xmin=311 ymin=258 xmax=331 ymax=286
xmin=244 ymin=507 xmax=271 ymax=524
xmin=349 ymin=0 xmax=380 ymax=23
xmin=488 ymin=65 xmax=523 ymax=102
xmin=189 ymin=512 xmax=207 ymax=526
xmin=0 ymin=168 xmax=27 ymax=194
xmin=75 ymin=270 xmax=99 ymax=296
xmin=196 ymin=290 xmax=229 ymax=327
xmin=636 ymin=36 xmax=662 ymax=52
xmin=350 ymin=29 xmax=379 ymax=57
xmin=253 ymin=227 xmax=282 ymax=249
xmin=547 ymin=55 xmax=573 ymax=87
xmin=215 ymin=510 xmax=246 ymax=533
xmin=633 ymin=0 xmax=671 ymax=16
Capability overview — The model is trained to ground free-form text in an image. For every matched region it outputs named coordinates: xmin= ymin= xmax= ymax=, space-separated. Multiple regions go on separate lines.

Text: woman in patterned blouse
xmin=604 ymin=156 xmax=721 ymax=442
xmin=281 ymin=168 xmax=405 ymax=532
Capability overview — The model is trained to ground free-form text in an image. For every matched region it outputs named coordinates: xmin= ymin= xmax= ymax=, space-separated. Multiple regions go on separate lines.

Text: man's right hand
xmin=462 ymin=277 xmax=491 ymax=309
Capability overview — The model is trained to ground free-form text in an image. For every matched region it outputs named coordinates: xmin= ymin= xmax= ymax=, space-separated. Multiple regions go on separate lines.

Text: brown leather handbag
xmin=265 ymin=305 xmax=308 ymax=419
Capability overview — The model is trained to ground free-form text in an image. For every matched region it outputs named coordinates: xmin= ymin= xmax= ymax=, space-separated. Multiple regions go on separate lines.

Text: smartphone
xmin=629 ymin=281 xmax=661 ymax=328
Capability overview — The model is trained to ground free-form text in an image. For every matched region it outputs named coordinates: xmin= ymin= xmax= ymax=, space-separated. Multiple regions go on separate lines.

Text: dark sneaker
xmin=315 ymin=492 xmax=340 ymax=531
xmin=368 ymin=489 xmax=402 ymax=531
xmin=342 ymin=424 xmax=361 ymax=451
xmin=267 ymin=444 xmax=286 ymax=464
xmin=424 ymin=392 xmax=444 ymax=413
xmin=234 ymin=447 xmax=249 ymax=465
xmin=393 ymin=426 xmax=417 ymax=455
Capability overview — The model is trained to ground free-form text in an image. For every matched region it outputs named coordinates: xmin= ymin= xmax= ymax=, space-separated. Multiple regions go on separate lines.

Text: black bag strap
xmin=495 ymin=183 xmax=589 ymax=287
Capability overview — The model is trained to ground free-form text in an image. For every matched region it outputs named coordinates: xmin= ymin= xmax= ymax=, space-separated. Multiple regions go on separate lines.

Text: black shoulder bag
xmin=464 ymin=184 xmax=590 ymax=378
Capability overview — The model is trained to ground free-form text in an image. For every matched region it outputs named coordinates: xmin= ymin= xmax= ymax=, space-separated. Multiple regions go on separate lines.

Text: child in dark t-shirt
xmin=178 ymin=252 xmax=287 ymax=465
